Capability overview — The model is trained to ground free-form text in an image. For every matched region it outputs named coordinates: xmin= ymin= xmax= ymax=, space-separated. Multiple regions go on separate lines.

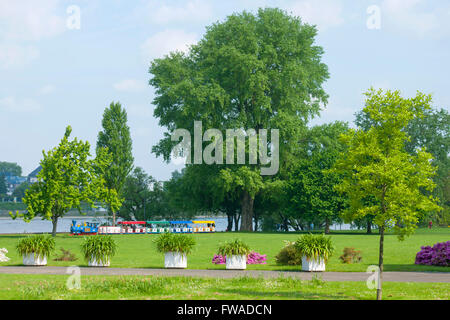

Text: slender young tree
xmin=96 ymin=102 xmax=134 ymax=225
xmin=10 ymin=126 xmax=121 ymax=236
xmin=332 ymin=89 xmax=441 ymax=300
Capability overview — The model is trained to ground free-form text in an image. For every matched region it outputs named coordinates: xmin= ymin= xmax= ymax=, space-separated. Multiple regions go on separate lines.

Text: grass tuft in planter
xmin=295 ymin=233 xmax=334 ymax=271
xmin=155 ymin=232 xmax=196 ymax=268
xmin=217 ymin=239 xmax=251 ymax=256
xmin=81 ymin=235 xmax=117 ymax=266
xmin=217 ymin=239 xmax=251 ymax=270
xmin=17 ymin=234 xmax=55 ymax=265
xmin=294 ymin=233 xmax=334 ymax=261
xmin=154 ymin=232 xmax=196 ymax=254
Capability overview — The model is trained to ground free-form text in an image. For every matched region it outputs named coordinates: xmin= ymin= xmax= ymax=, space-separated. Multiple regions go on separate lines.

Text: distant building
xmin=27 ymin=166 xmax=42 ymax=184
xmin=4 ymin=174 xmax=27 ymax=195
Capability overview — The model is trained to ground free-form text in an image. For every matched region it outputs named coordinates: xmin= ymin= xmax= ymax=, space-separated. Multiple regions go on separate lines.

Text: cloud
xmin=143 ymin=0 xmax=214 ymax=25
xmin=381 ymin=0 xmax=450 ymax=38
xmin=0 ymin=0 xmax=66 ymax=41
xmin=113 ymin=79 xmax=146 ymax=92
xmin=38 ymin=85 xmax=56 ymax=95
xmin=0 ymin=0 xmax=66 ymax=69
xmin=0 ymin=44 xmax=40 ymax=69
xmin=141 ymin=29 xmax=198 ymax=61
xmin=0 ymin=96 xmax=41 ymax=113
xmin=288 ymin=0 xmax=344 ymax=31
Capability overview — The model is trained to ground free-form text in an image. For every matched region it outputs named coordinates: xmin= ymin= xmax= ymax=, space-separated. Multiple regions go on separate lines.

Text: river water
xmin=0 ymin=216 xmax=351 ymax=234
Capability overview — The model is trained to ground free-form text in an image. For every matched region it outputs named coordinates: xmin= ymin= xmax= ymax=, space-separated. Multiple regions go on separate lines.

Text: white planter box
xmin=164 ymin=252 xmax=187 ymax=268
xmin=301 ymin=256 xmax=326 ymax=271
xmin=88 ymin=256 xmax=110 ymax=267
xmin=23 ymin=253 xmax=47 ymax=266
xmin=226 ymin=255 xmax=247 ymax=270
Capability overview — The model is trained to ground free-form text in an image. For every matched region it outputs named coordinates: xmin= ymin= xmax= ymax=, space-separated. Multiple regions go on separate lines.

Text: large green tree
xmin=10 ymin=126 xmax=122 ymax=236
xmin=0 ymin=175 xmax=7 ymax=195
xmin=332 ymin=89 xmax=441 ymax=300
xmin=0 ymin=162 xmax=22 ymax=176
xmin=96 ymin=101 xmax=134 ymax=225
xmin=149 ymin=8 xmax=329 ymax=231
xmin=285 ymin=121 xmax=349 ymax=233
xmin=119 ymin=167 xmax=165 ymax=221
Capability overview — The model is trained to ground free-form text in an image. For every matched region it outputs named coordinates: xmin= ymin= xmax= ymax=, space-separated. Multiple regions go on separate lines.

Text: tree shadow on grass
xmin=383 ymin=264 xmax=450 ymax=273
xmin=219 ymin=288 xmax=353 ymax=300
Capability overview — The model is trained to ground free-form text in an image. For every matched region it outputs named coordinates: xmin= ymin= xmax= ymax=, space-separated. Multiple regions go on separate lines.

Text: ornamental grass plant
xmin=217 ymin=239 xmax=251 ymax=256
xmin=80 ymin=235 xmax=117 ymax=264
xmin=154 ymin=232 xmax=196 ymax=254
xmin=294 ymin=233 xmax=334 ymax=262
xmin=16 ymin=234 xmax=55 ymax=259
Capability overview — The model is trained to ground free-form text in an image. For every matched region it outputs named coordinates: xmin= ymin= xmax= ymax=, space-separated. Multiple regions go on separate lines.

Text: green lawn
xmin=0 ymin=274 xmax=448 ymax=300
xmin=0 ymin=228 xmax=449 ymax=272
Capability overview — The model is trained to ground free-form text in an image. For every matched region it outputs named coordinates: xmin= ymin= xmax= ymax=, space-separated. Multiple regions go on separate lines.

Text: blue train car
xmin=70 ymin=220 xmax=99 ymax=235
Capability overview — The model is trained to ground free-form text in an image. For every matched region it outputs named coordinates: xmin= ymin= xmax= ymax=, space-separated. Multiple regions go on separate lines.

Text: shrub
xmin=217 ymin=239 xmax=251 ymax=256
xmin=16 ymin=234 xmax=55 ymax=258
xmin=415 ymin=241 xmax=449 ymax=267
xmin=81 ymin=235 xmax=117 ymax=264
xmin=53 ymin=247 xmax=78 ymax=261
xmin=154 ymin=232 xmax=196 ymax=255
xmin=339 ymin=247 xmax=362 ymax=264
xmin=275 ymin=242 xmax=302 ymax=265
xmin=294 ymin=233 xmax=334 ymax=262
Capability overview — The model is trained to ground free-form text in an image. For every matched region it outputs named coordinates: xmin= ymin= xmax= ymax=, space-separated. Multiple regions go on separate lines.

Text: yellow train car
xmin=191 ymin=220 xmax=216 ymax=233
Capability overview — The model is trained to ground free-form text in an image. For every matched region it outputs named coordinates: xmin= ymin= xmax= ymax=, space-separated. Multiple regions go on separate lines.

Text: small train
xmin=70 ymin=220 xmax=215 ymax=235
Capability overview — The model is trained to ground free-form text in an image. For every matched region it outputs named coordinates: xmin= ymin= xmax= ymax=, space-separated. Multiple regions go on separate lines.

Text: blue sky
xmin=1 ymin=0 xmax=449 ymax=180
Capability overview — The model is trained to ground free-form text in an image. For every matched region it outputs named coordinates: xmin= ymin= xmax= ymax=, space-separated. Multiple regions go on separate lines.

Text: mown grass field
xmin=0 ymin=274 xmax=448 ymax=300
xmin=0 ymin=227 xmax=449 ymax=272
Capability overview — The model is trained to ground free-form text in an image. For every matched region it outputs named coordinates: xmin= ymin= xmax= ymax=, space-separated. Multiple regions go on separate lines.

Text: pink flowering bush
xmin=415 ymin=241 xmax=449 ymax=267
xmin=211 ymin=251 xmax=267 ymax=265
xmin=247 ymin=251 xmax=267 ymax=264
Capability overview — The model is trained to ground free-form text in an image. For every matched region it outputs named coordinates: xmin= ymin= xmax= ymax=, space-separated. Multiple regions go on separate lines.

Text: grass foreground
xmin=0 ymin=227 xmax=449 ymax=272
xmin=0 ymin=274 xmax=448 ymax=300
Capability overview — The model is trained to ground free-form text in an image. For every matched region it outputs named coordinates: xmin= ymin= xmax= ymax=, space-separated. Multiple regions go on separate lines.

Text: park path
xmin=0 ymin=266 xmax=449 ymax=283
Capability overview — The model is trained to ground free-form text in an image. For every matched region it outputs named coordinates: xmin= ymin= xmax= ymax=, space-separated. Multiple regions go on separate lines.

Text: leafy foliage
xmin=275 ymin=241 xmax=303 ymax=265
xmin=154 ymin=232 xmax=196 ymax=255
xmin=149 ymin=8 xmax=330 ymax=231
xmin=294 ymin=233 xmax=334 ymax=261
xmin=333 ymin=89 xmax=442 ymax=239
xmin=0 ymin=162 xmax=22 ymax=176
xmin=16 ymin=234 xmax=55 ymax=258
xmin=81 ymin=235 xmax=117 ymax=264
xmin=10 ymin=126 xmax=122 ymax=236
xmin=217 ymin=239 xmax=251 ymax=256
xmin=53 ymin=247 xmax=78 ymax=261
xmin=339 ymin=247 xmax=362 ymax=264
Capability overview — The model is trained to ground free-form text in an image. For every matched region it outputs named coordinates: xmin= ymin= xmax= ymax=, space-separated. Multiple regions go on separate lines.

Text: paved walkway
xmin=0 ymin=266 xmax=449 ymax=283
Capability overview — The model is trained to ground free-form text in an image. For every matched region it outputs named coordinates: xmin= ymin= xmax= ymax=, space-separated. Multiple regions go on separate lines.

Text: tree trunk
xmin=367 ymin=220 xmax=372 ymax=234
xmin=51 ymin=215 xmax=58 ymax=237
xmin=240 ymin=191 xmax=254 ymax=232
xmin=377 ymin=226 xmax=385 ymax=300
xmin=227 ymin=214 xmax=233 ymax=231
xmin=324 ymin=217 xmax=330 ymax=234
xmin=234 ymin=213 xmax=240 ymax=232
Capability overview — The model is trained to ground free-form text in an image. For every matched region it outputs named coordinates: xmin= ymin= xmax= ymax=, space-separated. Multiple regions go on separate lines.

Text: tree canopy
xmin=149 ymin=8 xmax=330 ymax=231
xmin=96 ymin=101 xmax=134 ymax=225
xmin=10 ymin=126 xmax=122 ymax=236
xmin=332 ymin=88 xmax=441 ymax=300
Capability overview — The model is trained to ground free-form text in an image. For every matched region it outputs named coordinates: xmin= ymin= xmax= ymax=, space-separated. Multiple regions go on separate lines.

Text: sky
xmin=0 ymin=0 xmax=449 ymax=180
